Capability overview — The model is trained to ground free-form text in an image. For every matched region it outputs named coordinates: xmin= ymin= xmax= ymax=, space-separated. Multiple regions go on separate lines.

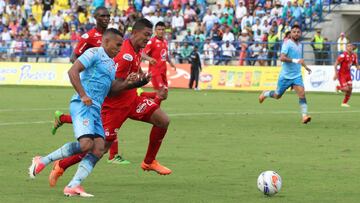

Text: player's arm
xmin=167 ymin=54 xmax=177 ymax=71
xmin=280 ymin=53 xmax=311 ymax=74
xmin=108 ymin=73 xmax=151 ymax=96
xmin=141 ymin=52 xmax=157 ymax=65
xmin=68 ymin=60 xmax=92 ymax=106
xmin=333 ymin=59 xmax=340 ymax=80
xmin=71 ymin=34 xmax=89 ymax=63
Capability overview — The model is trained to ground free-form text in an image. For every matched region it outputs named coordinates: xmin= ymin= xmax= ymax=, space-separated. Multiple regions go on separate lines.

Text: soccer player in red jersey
xmin=333 ymin=43 xmax=360 ymax=107
xmin=49 ymin=19 xmax=172 ymax=188
xmin=141 ymin=21 xmax=177 ymax=105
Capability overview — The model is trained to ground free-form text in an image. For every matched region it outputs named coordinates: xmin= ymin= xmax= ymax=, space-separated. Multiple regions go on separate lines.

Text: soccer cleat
xmin=64 ymin=185 xmax=94 ymax=197
xmin=141 ymin=160 xmax=172 ymax=175
xmin=51 ymin=111 xmax=64 ymax=135
xmin=258 ymin=91 xmax=267 ymax=103
xmin=107 ymin=155 xmax=131 ymax=165
xmin=302 ymin=115 xmax=312 ymax=124
xmin=137 ymin=88 xmax=144 ymax=96
xmin=49 ymin=160 xmax=64 ymax=187
xmin=29 ymin=156 xmax=46 ymax=179
xmin=341 ymin=103 xmax=350 ymax=107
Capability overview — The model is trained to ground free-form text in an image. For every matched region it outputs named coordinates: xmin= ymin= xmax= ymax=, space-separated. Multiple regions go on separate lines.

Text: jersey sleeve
xmin=337 ymin=54 xmax=345 ymax=63
xmin=353 ymin=54 xmax=358 ymax=65
xmin=114 ymin=52 xmax=133 ymax=79
xmin=280 ymin=41 xmax=289 ymax=55
xmin=143 ymin=39 xmax=153 ymax=55
xmin=78 ymin=48 xmax=97 ymax=69
xmin=74 ymin=33 xmax=90 ymax=56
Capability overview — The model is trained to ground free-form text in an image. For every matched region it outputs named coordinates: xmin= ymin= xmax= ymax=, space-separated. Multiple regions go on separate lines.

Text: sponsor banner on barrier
xmin=0 ymin=62 xmax=191 ymax=88
xmin=199 ymin=66 xmax=281 ymax=91
xmin=303 ymin=65 xmax=360 ymax=92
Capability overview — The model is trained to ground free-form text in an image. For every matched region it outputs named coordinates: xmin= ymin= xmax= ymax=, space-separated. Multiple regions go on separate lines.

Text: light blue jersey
xmin=71 ymin=47 xmax=116 ymax=109
xmin=279 ymin=39 xmax=302 ymax=79
xmin=70 ymin=47 xmax=116 ymax=138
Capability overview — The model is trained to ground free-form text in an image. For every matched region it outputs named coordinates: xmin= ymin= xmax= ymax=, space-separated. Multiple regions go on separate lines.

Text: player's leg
xmin=340 ymin=75 xmax=352 ymax=107
xmin=129 ymin=97 xmax=171 ymax=175
xmin=292 ymin=77 xmax=311 ymax=124
xmin=102 ymin=107 xmax=130 ymax=164
xmin=259 ymin=77 xmax=289 ymax=103
xmin=64 ymin=136 xmax=104 ymax=197
xmin=52 ymin=110 xmax=73 ymax=135
xmin=151 ymin=74 xmax=168 ymax=105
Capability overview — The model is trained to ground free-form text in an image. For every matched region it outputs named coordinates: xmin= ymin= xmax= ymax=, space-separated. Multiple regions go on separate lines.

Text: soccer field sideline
xmin=1 ymin=109 xmax=360 ymax=126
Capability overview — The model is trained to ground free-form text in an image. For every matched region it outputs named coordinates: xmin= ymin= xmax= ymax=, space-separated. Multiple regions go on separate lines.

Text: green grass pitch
xmin=1 ymin=86 xmax=360 ymax=203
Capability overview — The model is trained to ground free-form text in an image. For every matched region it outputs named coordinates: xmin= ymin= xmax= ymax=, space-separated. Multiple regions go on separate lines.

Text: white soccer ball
xmin=257 ymin=171 xmax=282 ymax=196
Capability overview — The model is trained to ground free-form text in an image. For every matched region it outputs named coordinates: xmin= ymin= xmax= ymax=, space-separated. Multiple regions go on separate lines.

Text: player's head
xmin=346 ymin=43 xmax=354 ymax=53
xmin=155 ymin=21 xmax=165 ymax=39
xmin=290 ymin=25 xmax=301 ymax=41
xmin=102 ymin=28 xmax=123 ymax=58
xmin=132 ymin=18 xmax=153 ymax=49
xmin=94 ymin=7 xmax=110 ymax=30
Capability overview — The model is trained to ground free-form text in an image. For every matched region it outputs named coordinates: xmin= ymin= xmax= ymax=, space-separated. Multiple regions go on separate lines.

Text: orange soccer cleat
xmin=49 ymin=160 xmax=64 ymax=187
xmin=258 ymin=91 xmax=267 ymax=104
xmin=302 ymin=115 xmax=312 ymax=124
xmin=141 ymin=160 xmax=172 ymax=175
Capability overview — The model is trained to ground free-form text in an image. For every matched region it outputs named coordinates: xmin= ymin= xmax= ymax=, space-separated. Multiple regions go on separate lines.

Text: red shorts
xmin=151 ymin=73 xmax=168 ymax=90
xmin=338 ymin=73 xmax=352 ymax=88
xmin=101 ymin=96 xmax=159 ymax=142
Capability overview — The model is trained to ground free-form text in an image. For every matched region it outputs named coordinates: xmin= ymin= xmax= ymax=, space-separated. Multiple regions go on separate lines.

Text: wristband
xmin=292 ymin=59 xmax=300 ymax=64
xmin=127 ymin=77 xmax=150 ymax=89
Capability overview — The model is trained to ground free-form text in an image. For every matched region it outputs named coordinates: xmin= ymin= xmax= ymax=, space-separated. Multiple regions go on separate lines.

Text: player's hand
xmin=298 ymin=59 xmax=305 ymax=65
xmin=157 ymin=87 xmax=168 ymax=100
xmin=126 ymin=72 xmax=139 ymax=83
xmin=172 ymin=65 xmax=177 ymax=72
xmin=306 ymin=67 xmax=312 ymax=74
xmin=149 ymin=57 xmax=157 ymax=65
xmin=81 ymin=95 xmax=92 ymax=106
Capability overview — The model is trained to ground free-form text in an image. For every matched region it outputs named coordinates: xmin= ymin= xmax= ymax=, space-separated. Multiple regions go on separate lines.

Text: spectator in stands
xmin=261 ymin=19 xmax=271 ymax=34
xmin=171 ymin=11 xmax=184 ymax=38
xmin=291 ymin=1 xmax=303 ymax=26
xmin=323 ymin=37 xmax=332 ymax=65
xmin=267 ymin=28 xmax=279 ymax=66
xmin=220 ymin=12 xmax=233 ymax=27
xmin=223 ymin=1 xmax=235 ymax=16
xmin=271 ymin=1 xmax=282 ymax=17
xmin=1 ymin=27 xmax=11 ymax=41
xmin=32 ymin=0 xmax=43 ymax=24
xmin=241 ymin=12 xmax=254 ymax=31
xmin=108 ymin=18 xmax=119 ymax=29
xmin=252 ymin=19 xmax=261 ymax=33
xmin=184 ymin=29 xmax=194 ymax=43
xmin=10 ymin=34 xmax=27 ymax=62
xmin=194 ymin=29 xmax=205 ymax=42
xmin=202 ymin=9 xmax=216 ymax=36
xmin=164 ymin=10 xmax=172 ymax=24
xmin=142 ymin=0 xmax=154 ymax=17
xmin=210 ymin=22 xmax=223 ymax=41
xmin=29 ymin=34 xmax=45 ymax=62
xmin=303 ymin=1 xmax=313 ymax=30
xmin=171 ymin=41 xmax=182 ymax=64
xmin=235 ymin=1 xmax=247 ymax=22
xmin=51 ymin=10 xmax=64 ymax=31
xmin=195 ymin=3 xmax=206 ymax=20
xmin=180 ymin=42 xmax=193 ymax=63
xmin=68 ymin=14 xmax=80 ymax=31
xmin=0 ymin=40 xmax=7 ymax=61
xmin=184 ymin=4 xmax=196 ymax=24
xmin=222 ymin=26 xmax=235 ymax=43
xmin=311 ymin=29 xmax=324 ymax=65
xmin=258 ymin=43 xmax=268 ymax=66
xmin=42 ymin=0 xmax=54 ymax=16
xmin=337 ymin=32 xmax=348 ymax=54
xmin=28 ymin=17 xmax=41 ymax=36
xmin=203 ymin=37 xmax=218 ymax=65
xmin=253 ymin=29 xmax=262 ymax=42
xmin=218 ymin=40 xmax=236 ymax=65
xmin=238 ymin=29 xmax=249 ymax=65
xmin=214 ymin=3 xmax=223 ymax=17
xmin=248 ymin=41 xmax=262 ymax=65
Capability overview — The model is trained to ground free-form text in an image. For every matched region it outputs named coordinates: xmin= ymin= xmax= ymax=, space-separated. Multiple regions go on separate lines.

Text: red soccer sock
xmin=58 ymin=152 xmax=86 ymax=170
xmin=109 ymin=139 xmax=118 ymax=160
xmin=141 ymin=92 xmax=157 ymax=99
xmin=60 ymin=114 xmax=72 ymax=123
xmin=343 ymin=92 xmax=351 ymax=104
xmin=144 ymin=126 xmax=167 ymax=164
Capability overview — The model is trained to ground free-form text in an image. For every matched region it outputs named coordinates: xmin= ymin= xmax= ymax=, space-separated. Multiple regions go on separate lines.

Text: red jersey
xmin=337 ymin=51 xmax=358 ymax=75
xmin=102 ymin=39 xmax=142 ymax=108
xmin=73 ymin=28 xmax=103 ymax=56
xmin=143 ymin=37 xmax=169 ymax=76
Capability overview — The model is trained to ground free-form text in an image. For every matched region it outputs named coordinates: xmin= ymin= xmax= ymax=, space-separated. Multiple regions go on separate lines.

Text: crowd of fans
xmin=0 ymin=0 xmax=327 ymax=65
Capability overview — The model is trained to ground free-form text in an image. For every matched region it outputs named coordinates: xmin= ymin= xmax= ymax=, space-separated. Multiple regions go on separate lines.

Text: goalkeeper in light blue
xmin=259 ymin=25 xmax=312 ymax=124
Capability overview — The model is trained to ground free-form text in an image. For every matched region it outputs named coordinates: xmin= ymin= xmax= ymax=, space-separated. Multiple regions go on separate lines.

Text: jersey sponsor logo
xmin=96 ymin=39 xmax=101 ymax=44
xmin=160 ymin=49 xmax=167 ymax=61
xmin=94 ymin=32 xmax=102 ymax=37
xmin=309 ymin=69 xmax=328 ymax=88
xmin=83 ymin=118 xmax=89 ymax=126
xmin=147 ymin=40 xmax=152 ymax=45
xmin=81 ymin=33 xmax=89 ymax=39
xmin=123 ymin=53 xmax=134 ymax=61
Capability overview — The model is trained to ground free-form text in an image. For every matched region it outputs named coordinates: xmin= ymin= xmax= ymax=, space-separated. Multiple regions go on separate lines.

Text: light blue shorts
xmin=276 ymin=76 xmax=304 ymax=96
xmin=70 ymin=100 xmax=104 ymax=139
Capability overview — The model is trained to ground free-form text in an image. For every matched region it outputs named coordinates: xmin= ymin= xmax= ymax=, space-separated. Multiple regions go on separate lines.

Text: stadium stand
xmin=0 ymin=0 xmax=359 ymax=65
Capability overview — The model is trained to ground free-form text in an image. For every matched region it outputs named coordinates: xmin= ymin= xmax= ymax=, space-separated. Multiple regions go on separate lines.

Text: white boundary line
xmin=0 ymin=110 xmax=359 ymax=126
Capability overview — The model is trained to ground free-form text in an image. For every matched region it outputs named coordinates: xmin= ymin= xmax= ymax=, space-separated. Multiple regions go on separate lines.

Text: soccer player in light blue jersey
xmin=28 ymin=28 xmax=150 ymax=197
xmin=259 ymin=25 xmax=312 ymax=124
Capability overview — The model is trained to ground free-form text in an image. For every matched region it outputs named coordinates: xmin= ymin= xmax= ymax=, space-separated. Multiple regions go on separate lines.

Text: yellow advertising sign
xmin=0 ymin=62 xmax=72 ymax=86
xmin=199 ymin=66 xmax=281 ymax=91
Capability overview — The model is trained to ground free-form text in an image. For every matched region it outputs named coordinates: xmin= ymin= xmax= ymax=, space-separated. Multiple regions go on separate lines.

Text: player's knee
xmin=274 ymin=94 xmax=282 ymax=99
xmin=158 ymin=115 xmax=170 ymax=128
xmin=79 ymin=139 xmax=94 ymax=152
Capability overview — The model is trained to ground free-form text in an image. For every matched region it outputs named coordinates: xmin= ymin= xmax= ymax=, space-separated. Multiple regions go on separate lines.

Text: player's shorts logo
xmin=136 ymin=102 xmax=147 ymax=113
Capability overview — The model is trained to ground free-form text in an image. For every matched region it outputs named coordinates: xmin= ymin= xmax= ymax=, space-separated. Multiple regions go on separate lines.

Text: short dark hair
xmin=133 ymin=18 xmax=153 ymax=31
xmin=291 ymin=25 xmax=301 ymax=31
xmin=103 ymin=28 xmax=123 ymax=38
xmin=155 ymin=21 xmax=165 ymax=28
xmin=94 ymin=6 xmax=108 ymax=17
